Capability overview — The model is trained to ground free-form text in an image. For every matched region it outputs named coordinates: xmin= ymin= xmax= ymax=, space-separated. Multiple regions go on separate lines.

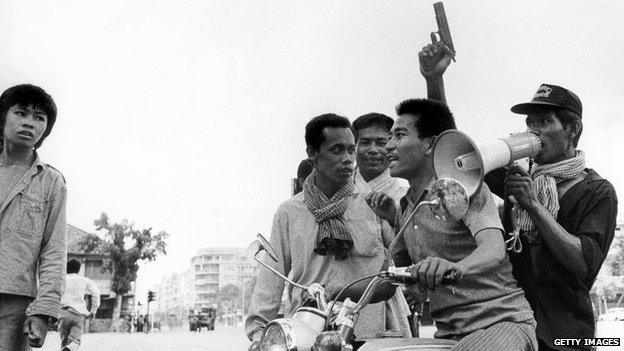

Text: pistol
xmin=433 ymin=2 xmax=456 ymax=61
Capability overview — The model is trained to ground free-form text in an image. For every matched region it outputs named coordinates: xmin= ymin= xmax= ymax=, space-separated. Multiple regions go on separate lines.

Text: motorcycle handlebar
xmin=381 ymin=267 xmax=459 ymax=286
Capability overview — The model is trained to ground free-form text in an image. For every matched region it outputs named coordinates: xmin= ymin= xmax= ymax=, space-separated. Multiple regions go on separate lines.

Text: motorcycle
xmin=249 ymin=178 xmax=470 ymax=351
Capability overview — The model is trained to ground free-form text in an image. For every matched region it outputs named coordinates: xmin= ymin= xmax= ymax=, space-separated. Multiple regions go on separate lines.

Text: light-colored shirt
xmin=245 ymin=191 xmax=408 ymax=340
xmin=354 ymin=168 xmax=408 ymax=205
xmin=0 ymin=153 xmax=67 ymax=320
xmin=353 ymin=167 xmax=411 ymax=325
xmin=61 ymin=273 xmax=100 ymax=316
xmin=392 ymin=182 xmax=534 ymax=338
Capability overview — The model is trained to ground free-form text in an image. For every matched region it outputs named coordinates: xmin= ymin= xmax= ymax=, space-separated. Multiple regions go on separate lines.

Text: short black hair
xmin=555 ymin=109 xmax=582 ymax=147
xmin=67 ymin=258 xmax=81 ymax=274
xmin=395 ymin=99 xmax=456 ymax=138
xmin=0 ymin=84 xmax=57 ymax=149
xmin=305 ymin=113 xmax=353 ymax=151
xmin=352 ymin=113 xmax=394 ymax=141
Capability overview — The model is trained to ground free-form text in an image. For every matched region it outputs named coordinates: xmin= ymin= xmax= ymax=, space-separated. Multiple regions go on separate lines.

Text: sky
xmin=2 ymin=0 xmax=623 ymax=299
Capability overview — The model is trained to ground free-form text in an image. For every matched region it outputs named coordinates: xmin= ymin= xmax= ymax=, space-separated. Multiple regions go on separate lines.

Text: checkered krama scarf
xmin=512 ymin=150 xmax=586 ymax=243
xmin=303 ymin=170 xmax=354 ymax=260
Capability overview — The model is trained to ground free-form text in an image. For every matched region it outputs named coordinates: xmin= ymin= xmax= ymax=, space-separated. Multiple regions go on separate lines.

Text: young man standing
xmin=245 ymin=114 xmax=410 ymax=348
xmin=371 ymin=99 xmax=537 ymax=350
xmin=59 ymin=259 xmax=100 ymax=351
xmin=0 ymin=84 xmax=67 ymax=350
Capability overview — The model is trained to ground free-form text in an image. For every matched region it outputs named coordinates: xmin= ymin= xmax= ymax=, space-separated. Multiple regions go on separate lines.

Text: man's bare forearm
xmin=426 ymin=77 xmax=446 ymax=104
xmin=456 ymin=228 xmax=505 ymax=275
xmin=527 ymin=203 xmax=587 ymax=279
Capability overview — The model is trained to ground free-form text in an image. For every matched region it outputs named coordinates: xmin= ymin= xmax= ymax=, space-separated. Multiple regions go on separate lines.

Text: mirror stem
xmin=386 ymin=199 xmax=439 ymax=266
xmin=253 ymin=256 xmax=308 ymax=290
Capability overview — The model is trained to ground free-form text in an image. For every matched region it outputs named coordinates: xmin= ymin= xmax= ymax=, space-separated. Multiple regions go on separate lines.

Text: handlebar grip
xmin=385 ymin=267 xmax=459 ymax=285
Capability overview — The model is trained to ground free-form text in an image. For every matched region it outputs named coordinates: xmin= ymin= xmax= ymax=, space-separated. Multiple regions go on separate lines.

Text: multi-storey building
xmin=154 ymin=270 xmax=195 ymax=325
xmin=190 ymin=247 xmax=257 ymax=307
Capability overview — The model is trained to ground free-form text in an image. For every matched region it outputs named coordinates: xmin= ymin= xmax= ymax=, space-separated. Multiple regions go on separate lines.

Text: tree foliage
xmin=77 ymin=213 xmax=169 ymax=296
xmin=217 ymin=283 xmax=241 ymax=311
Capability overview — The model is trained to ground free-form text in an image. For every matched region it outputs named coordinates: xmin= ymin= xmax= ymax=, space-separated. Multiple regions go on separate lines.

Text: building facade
xmin=190 ymin=247 xmax=257 ymax=307
xmin=154 ymin=269 xmax=195 ymax=326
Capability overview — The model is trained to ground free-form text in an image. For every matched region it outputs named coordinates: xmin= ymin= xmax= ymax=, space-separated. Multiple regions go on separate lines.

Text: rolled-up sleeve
xmin=244 ymin=206 xmax=292 ymax=341
xmin=463 ymin=184 xmax=504 ymax=237
xmin=26 ymin=177 xmax=67 ymax=321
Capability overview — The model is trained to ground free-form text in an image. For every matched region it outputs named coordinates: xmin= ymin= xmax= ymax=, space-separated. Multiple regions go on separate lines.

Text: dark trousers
xmin=0 ymin=294 xmax=32 ymax=351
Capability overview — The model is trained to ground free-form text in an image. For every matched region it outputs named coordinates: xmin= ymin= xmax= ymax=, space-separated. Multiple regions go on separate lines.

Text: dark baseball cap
xmin=511 ymin=83 xmax=582 ymax=118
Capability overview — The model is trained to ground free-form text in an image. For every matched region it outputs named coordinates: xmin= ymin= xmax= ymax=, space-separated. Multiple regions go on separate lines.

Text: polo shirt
xmin=392 ymin=181 xmax=535 ymax=338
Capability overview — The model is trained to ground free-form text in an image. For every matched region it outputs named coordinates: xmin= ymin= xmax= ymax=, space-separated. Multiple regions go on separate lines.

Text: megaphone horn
xmin=432 ymin=130 xmax=541 ymax=197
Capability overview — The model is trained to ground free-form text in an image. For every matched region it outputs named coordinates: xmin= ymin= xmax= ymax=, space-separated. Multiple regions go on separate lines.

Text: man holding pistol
xmin=368 ymin=98 xmax=537 ymax=350
xmin=419 ymin=32 xmax=618 ymax=351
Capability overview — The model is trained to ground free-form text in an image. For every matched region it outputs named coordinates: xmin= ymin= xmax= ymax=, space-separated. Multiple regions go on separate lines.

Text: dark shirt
xmin=485 ymin=168 xmax=618 ymax=351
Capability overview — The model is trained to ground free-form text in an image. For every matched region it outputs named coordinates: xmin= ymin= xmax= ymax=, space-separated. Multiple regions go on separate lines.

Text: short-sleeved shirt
xmin=354 ymin=168 xmax=408 ymax=205
xmin=245 ymin=191 xmax=407 ymax=340
xmin=392 ymin=181 xmax=534 ymax=338
xmin=487 ymin=168 xmax=618 ymax=351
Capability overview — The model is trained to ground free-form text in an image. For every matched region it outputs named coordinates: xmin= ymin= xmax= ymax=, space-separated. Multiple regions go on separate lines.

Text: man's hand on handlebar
xmin=410 ymin=257 xmax=464 ymax=291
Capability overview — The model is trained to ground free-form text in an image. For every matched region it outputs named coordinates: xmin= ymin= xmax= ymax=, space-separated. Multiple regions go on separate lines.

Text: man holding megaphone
xmin=421 ymin=40 xmax=618 ymax=351
xmin=489 ymin=86 xmax=618 ymax=351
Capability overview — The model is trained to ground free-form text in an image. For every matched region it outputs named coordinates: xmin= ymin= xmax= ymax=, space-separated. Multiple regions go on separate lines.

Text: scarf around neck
xmin=512 ymin=150 xmax=586 ymax=243
xmin=303 ymin=170 xmax=354 ymax=260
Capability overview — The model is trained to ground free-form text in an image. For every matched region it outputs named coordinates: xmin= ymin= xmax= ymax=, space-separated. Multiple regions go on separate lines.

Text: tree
xmin=217 ymin=284 xmax=241 ymax=312
xmin=78 ymin=213 xmax=169 ymax=330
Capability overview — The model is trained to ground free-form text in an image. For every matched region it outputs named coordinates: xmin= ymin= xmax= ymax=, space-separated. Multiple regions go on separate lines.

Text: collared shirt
xmin=0 ymin=153 xmax=67 ymax=320
xmin=61 ymin=273 xmax=100 ymax=316
xmin=354 ymin=168 xmax=408 ymax=205
xmin=491 ymin=168 xmax=618 ymax=351
xmin=392 ymin=182 xmax=534 ymax=338
xmin=245 ymin=191 xmax=407 ymax=340
xmin=353 ymin=167 xmax=411 ymax=325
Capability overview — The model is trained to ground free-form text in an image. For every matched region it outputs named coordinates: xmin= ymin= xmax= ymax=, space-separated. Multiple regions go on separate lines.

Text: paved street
xmin=38 ymin=322 xmax=623 ymax=350
xmin=40 ymin=325 xmax=249 ymax=351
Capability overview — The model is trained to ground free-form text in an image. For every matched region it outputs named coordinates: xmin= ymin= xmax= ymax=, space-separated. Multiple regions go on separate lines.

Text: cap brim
xmin=510 ymin=102 xmax=564 ymax=115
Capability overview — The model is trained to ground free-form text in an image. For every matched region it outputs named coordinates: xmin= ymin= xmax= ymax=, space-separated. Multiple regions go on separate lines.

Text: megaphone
xmin=432 ymin=130 xmax=541 ymax=197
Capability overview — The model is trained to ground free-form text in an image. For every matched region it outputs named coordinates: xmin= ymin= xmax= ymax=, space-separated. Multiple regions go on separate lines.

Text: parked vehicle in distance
xmin=598 ymin=307 xmax=624 ymax=321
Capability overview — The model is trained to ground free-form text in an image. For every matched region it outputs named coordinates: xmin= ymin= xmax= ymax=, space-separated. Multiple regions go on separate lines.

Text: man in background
xmin=59 ymin=259 xmax=100 ymax=351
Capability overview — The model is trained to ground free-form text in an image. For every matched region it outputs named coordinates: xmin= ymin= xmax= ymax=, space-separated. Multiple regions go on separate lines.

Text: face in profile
xmin=387 ymin=114 xmax=430 ymax=179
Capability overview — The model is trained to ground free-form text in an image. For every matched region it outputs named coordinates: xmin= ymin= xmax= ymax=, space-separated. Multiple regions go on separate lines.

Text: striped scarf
xmin=512 ymin=150 xmax=586 ymax=243
xmin=303 ymin=170 xmax=354 ymax=260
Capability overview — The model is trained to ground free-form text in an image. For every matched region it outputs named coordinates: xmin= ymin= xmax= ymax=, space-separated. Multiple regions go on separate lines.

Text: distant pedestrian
xmin=59 ymin=259 xmax=100 ymax=351
xmin=0 ymin=84 xmax=67 ymax=350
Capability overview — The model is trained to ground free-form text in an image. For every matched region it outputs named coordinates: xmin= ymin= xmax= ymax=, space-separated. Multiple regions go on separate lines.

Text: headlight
xmin=259 ymin=320 xmax=297 ymax=351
